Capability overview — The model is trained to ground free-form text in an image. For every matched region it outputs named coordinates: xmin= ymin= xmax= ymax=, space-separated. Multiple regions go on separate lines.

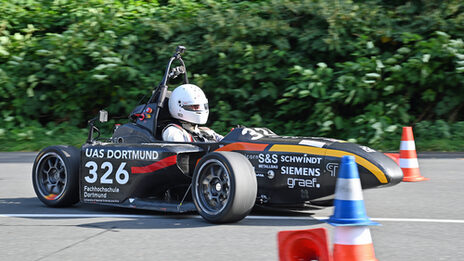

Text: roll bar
xmin=148 ymin=46 xmax=189 ymax=137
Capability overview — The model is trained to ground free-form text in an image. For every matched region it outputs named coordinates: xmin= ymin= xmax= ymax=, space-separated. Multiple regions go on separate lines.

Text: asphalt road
xmin=0 ymin=152 xmax=463 ymax=260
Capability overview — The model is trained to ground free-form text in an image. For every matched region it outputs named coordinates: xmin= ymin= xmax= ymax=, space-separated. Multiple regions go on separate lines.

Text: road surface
xmin=0 ymin=152 xmax=463 ymax=260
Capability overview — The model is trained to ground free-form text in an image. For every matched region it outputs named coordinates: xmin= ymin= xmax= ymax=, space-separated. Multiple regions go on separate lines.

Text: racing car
xmin=32 ymin=46 xmax=403 ymax=223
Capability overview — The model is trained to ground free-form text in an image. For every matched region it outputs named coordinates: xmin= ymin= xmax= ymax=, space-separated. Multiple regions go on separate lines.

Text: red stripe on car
xmin=215 ymin=142 xmax=268 ymax=152
xmin=131 ymin=155 xmax=177 ymax=174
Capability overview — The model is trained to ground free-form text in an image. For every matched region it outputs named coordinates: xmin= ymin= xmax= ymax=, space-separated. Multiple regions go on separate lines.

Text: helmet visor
xmin=182 ymin=103 xmax=208 ymax=111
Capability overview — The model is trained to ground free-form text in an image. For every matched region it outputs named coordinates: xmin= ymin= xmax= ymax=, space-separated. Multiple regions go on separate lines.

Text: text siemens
xmin=281 ymin=166 xmax=320 ymax=176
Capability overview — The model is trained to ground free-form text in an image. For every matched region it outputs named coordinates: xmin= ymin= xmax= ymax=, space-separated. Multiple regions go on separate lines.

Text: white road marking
xmin=369 ymin=217 xmax=464 ymax=224
xmin=0 ymin=214 xmax=157 ymax=218
xmin=0 ymin=214 xmax=464 ymax=224
xmin=248 ymin=216 xmax=464 ymax=224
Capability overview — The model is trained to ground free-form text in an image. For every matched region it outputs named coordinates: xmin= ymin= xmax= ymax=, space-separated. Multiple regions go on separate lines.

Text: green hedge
xmin=0 ymin=0 xmax=463 ymax=149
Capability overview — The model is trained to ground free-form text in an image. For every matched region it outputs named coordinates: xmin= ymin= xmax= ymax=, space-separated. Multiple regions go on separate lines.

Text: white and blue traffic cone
xmin=327 ymin=155 xmax=379 ymax=226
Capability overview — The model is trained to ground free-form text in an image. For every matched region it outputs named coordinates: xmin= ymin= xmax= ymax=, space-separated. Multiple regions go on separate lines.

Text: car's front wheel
xmin=32 ymin=145 xmax=80 ymax=207
xmin=192 ymin=151 xmax=257 ymax=223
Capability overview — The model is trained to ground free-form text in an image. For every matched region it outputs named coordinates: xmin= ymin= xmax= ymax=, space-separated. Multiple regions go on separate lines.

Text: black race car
xmin=32 ymin=46 xmax=403 ymax=223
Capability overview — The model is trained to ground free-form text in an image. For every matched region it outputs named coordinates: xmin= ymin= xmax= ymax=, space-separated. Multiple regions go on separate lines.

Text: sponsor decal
xmin=84 ymin=161 xmax=129 ymax=185
xmin=299 ymin=140 xmax=326 ymax=148
xmin=257 ymin=153 xmax=278 ymax=169
xmin=83 ymin=185 xmax=121 ymax=199
xmin=266 ymin=170 xmax=275 ymax=179
xmin=258 ymin=153 xmax=278 ymax=164
xmin=85 ymin=148 xmax=159 ymax=161
xmin=244 ymin=154 xmax=259 ymax=160
xmin=81 ymin=151 xmax=178 ymax=203
xmin=84 ymin=186 xmax=120 ymax=193
xmin=269 ymin=144 xmax=388 ymax=183
xmin=280 ymin=154 xmax=322 ymax=164
xmin=360 ymin=145 xmax=376 ymax=153
xmin=281 ymin=166 xmax=320 ymax=176
xmin=326 ymin=162 xmax=339 ymax=177
xmin=241 ymin=128 xmax=264 ymax=140
xmin=246 ymin=152 xmax=325 ymax=185
xmin=259 ymin=164 xmax=278 ymax=169
xmin=241 ymin=128 xmax=274 ymax=140
xmin=82 ymin=160 xmax=131 ymax=203
xmin=287 ymin=177 xmax=320 ymax=189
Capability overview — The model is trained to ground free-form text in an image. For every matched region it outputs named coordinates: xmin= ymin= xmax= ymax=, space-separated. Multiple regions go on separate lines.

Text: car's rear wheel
xmin=192 ymin=151 xmax=257 ymax=223
xmin=32 ymin=146 xmax=80 ymax=207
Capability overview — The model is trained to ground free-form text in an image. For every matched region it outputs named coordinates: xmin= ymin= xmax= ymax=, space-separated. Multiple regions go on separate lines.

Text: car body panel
xmin=78 ymin=127 xmax=402 ymax=212
xmin=80 ymin=143 xmax=204 ymax=205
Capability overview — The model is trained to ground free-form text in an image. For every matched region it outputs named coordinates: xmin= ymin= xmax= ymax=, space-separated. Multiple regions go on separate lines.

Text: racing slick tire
xmin=192 ymin=151 xmax=257 ymax=223
xmin=32 ymin=145 xmax=80 ymax=207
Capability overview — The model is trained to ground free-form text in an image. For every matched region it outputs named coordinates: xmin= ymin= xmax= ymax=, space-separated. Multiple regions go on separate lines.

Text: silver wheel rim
xmin=194 ymin=159 xmax=231 ymax=216
xmin=35 ymin=152 xmax=67 ymax=200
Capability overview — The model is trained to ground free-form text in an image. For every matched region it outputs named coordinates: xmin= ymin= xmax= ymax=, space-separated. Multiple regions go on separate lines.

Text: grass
xmin=415 ymin=139 xmax=464 ymax=152
xmin=0 ymin=120 xmax=121 ymax=152
xmin=372 ymin=136 xmax=464 ymax=152
xmin=0 ymin=128 xmax=88 ymax=152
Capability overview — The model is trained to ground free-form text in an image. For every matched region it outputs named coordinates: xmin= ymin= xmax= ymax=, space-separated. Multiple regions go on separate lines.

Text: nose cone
xmin=375 ymin=152 xmax=403 ymax=187
xmin=326 ymin=142 xmax=403 ymax=188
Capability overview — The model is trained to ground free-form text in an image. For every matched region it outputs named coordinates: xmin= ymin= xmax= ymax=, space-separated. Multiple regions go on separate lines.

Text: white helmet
xmin=168 ymin=84 xmax=209 ymax=124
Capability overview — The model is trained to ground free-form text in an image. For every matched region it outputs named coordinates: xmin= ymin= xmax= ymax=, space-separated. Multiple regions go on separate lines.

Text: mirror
xmin=99 ymin=110 xmax=108 ymax=123
xmin=176 ymin=45 xmax=186 ymax=54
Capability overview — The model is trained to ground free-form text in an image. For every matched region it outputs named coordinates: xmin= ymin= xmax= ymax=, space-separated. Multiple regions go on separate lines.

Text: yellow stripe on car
xmin=269 ymin=144 xmax=388 ymax=184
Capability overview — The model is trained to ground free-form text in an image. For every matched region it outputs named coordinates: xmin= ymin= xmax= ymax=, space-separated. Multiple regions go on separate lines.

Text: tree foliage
xmin=0 ymin=0 xmax=463 ymax=147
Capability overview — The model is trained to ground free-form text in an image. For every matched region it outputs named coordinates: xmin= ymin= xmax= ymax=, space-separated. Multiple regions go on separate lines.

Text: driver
xmin=162 ymin=84 xmax=223 ymax=142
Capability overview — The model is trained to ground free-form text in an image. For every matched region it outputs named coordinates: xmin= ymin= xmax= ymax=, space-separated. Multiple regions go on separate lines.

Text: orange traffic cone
xmin=333 ymin=226 xmax=377 ymax=261
xmin=278 ymin=227 xmax=332 ymax=261
xmin=399 ymin=126 xmax=429 ymax=182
